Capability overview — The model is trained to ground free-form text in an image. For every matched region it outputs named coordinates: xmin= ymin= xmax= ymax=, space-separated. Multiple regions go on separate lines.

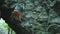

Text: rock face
xmin=3 ymin=0 xmax=60 ymax=34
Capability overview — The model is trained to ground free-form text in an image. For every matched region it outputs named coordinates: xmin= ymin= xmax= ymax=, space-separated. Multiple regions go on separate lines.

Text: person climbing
xmin=10 ymin=3 xmax=24 ymax=22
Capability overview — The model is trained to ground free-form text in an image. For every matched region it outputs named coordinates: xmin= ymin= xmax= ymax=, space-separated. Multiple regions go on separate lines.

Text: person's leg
xmin=18 ymin=14 xmax=22 ymax=22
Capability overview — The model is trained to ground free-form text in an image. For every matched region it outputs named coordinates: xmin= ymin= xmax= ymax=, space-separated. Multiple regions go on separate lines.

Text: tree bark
xmin=7 ymin=19 xmax=32 ymax=34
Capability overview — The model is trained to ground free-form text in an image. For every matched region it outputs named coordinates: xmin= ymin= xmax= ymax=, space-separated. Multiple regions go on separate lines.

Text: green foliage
xmin=2 ymin=22 xmax=8 ymax=29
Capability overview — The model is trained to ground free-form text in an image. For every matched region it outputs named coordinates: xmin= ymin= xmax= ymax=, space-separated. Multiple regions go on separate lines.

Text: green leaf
xmin=2 ymin=22 xmax=8 ymax=29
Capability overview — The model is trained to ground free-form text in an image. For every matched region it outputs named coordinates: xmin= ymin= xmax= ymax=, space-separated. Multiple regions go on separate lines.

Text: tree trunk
xmin=6 ymin=19 xmax=32 ymax=34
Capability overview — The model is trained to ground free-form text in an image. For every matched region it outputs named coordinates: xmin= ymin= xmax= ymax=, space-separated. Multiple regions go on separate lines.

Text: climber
xmin=10 ymin=3 xmax=24 ymax=22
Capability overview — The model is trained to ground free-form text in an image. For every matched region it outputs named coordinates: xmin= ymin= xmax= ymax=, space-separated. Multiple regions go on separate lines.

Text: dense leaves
xmin=0 ymin=0 xmax=60 ymax=34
